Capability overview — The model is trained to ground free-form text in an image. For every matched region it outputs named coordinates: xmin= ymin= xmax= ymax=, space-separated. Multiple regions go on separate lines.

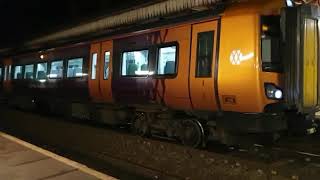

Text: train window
xmin=196 ymin=31 xmax=214 ymax=77
xmin=104 ymin=51 xmax=110 ymax=79
xmin=8 ymin=65 xmax=11 ymax=80
xmin=4 ymin=66 xmax=7 ymax=81
xmin=261 ymin=15 xmax=282 ymax=72
xmin=122 ymin=50 xmax=149 ymax=76
xmin=24 ymin=64 xmax=34 ymax=79
xmin=91 ymin=53 xmax=97 ymax=80
xmin=36 ymin=63 xmax=48 ymax=80
xmin=67 ymin=58 xmax=83 ymax=78
xmin=49 ymin=60 xmax=63 ymax=79
xmin=13 ymin=66 xmax=23 ymax=80
xmin=157 ymin=46 xmax=177 ymax=75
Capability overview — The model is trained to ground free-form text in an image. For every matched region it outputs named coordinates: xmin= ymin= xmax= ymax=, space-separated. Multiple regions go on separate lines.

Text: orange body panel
xmin=89 ymin=41 xmax=114 ymax=103
xmin=89 ymin=43 xmax=102 ymax=102
xmin=153 ymin=25 xmax=193 ymax=110
xmin=217 ymin=0 xmax=283 ymax=113
xmin=2 ymin=58 xmax=12 ymax=93
xmin=218 ymin=14 xmax=261 ymax=112
xmin=86 ymin=0 xmax=286 ymax=113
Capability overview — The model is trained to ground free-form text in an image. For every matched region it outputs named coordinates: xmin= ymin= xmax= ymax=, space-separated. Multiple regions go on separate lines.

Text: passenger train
xmin=0 ymin=0 xmax=320 ymax=147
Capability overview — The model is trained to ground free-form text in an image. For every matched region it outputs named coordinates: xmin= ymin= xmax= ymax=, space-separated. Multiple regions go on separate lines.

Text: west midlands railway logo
xmin=230 ymin=50 xmax=254 ymax=65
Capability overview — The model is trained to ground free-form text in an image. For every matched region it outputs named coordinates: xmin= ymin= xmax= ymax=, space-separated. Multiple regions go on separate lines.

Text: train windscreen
xmin=261 ymin=15 xmax=282 ymax=72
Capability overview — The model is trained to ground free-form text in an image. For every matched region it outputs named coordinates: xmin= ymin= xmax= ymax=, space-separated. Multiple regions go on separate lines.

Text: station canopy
xmin=26 ymin=0 xmax=223 ymax=47
xmin=1 ymin=0 xmax=319 ymax=56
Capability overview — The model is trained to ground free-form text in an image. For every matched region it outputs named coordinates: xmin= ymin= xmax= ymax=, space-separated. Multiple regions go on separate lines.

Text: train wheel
xmin=132 ymin=112 xmax=150 ymax=137
xmin=180 ymin=119 xmax=204 ymax=148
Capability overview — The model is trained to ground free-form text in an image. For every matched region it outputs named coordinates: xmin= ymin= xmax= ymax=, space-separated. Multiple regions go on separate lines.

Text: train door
xmin=89 ymin=43 xmax=103 ymax=102
xmin=282 ymin=5 xmax=320 ymax=112
xmin=189 ymin=20 xmax=219 ymax=111
xmin=100 ymin=41 xmax=113 ymax=103
xmin=3 ymin=58 xmax=12 ymax=93
xmin=0 ymin=65 xmax=3 ymax=93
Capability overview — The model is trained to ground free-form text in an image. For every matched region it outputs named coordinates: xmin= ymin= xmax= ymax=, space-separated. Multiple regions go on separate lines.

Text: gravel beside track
xmin=1 ymin=106 xmax=320 ymax=180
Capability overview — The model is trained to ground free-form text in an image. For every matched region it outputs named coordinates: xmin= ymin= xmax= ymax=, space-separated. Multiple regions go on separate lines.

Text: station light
xmin=262 ymin=25 xmax=269 ymax=32
xmin=265 ymin=83 xmax=283 ymax=100
xmin=286 ymin=0 xmax=294 ymax=7
xmin=40 ymin=55 xmax=45 ymax=59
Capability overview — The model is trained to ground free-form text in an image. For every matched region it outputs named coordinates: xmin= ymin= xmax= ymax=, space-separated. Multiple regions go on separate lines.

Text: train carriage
xmin=1 ymin=0 xmax=320 ymax=147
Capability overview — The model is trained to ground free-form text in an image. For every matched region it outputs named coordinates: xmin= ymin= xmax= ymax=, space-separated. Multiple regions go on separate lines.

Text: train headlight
xmin=265 ymin=83 xmax=283 ymax=100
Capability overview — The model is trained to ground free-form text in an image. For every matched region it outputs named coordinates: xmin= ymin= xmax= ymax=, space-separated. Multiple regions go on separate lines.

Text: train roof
xmin=0 ymin=0 xmax=319 ymax=58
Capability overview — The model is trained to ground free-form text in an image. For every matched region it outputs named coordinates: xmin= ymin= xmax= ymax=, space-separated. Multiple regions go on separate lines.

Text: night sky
xmin=0 ymin=0 xmax=150 ymax=49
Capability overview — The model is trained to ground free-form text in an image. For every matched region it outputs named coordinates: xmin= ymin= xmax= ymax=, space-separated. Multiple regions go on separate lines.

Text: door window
xmin=104 ymin=52 xmax=110 ymax=79
xmin=196 ymin=31 xmax=214 ymax=77
xmin=91 ymin=53 xmax=98 ymax=80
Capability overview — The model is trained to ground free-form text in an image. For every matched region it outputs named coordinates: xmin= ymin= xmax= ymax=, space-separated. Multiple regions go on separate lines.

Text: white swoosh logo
xmin=230 ymin=50 xmax=254 ymax=65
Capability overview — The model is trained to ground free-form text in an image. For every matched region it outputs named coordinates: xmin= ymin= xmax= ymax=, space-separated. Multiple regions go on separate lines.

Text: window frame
xmin=91 ymin=53 xmax=98 ymax=80
xmin=49 ymin=60 xmax=64 ymax=79
xmin=8 ymin=65 xmax=12 ymax=80
xmin=35 ymin=61 xmax=48 ymax=80
xmin=13 ymin=65 xmax=23 ymax=80
xmin=0 ymin=66 xmax=3 ymax=81
xmin=260 ymin=15 xmax=283 ymax=73
xmin=120 ymin=48 xmax=150 ymax=77
xmin=24 ymin=64 xmax=35 ymax=80
xmin=195 ymin=30 xmax=215 ymax=78
xmin=155 ymin=42 xmax=179 ymax=78
xmin=66 ymin=57 xmax=84 ymax=79
xmin=103 ymin=51 xmax=111 ymax=80
xmin=4 ymin=66 xmax=7 ymax=81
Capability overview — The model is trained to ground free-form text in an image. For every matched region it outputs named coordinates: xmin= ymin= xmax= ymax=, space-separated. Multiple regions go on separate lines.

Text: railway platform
xmin=0 ymin=132 xmax=116 ymax=180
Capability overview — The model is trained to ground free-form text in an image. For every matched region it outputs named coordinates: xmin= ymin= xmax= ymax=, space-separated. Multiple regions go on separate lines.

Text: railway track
xmin=1 ymin=106 xmax=320 ymax=180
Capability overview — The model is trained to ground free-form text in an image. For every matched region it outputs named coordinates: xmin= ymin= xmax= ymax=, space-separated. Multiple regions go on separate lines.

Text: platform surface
xmin=0 ymin=132 xmax=117 ymax=180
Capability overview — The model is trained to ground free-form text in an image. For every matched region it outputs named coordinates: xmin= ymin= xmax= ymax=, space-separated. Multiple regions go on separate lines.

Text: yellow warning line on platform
xmin=0 ymin=132 xmax=118 ymax=180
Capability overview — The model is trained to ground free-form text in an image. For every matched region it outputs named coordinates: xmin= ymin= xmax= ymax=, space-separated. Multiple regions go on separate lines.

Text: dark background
xmin=0 ymin=0 xmax=151 ymax=49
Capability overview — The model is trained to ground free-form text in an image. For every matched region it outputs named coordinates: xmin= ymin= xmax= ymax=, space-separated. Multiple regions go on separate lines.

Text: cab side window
xmin=196 ymin=31 xmax=214 ymax=77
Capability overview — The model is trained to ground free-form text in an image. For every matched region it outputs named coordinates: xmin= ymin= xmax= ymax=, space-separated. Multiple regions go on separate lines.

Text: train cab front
xmin=259 ymin=1 xmax=320 ymax=135
xmin=216 ymin=1 xmax=320 ymax=142
xmin=279 ymin=1 xmax=320 ymax=134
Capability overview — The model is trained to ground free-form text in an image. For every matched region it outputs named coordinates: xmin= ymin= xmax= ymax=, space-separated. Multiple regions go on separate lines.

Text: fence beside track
xmin=1 ymin=106 xmax=320 ymax=180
